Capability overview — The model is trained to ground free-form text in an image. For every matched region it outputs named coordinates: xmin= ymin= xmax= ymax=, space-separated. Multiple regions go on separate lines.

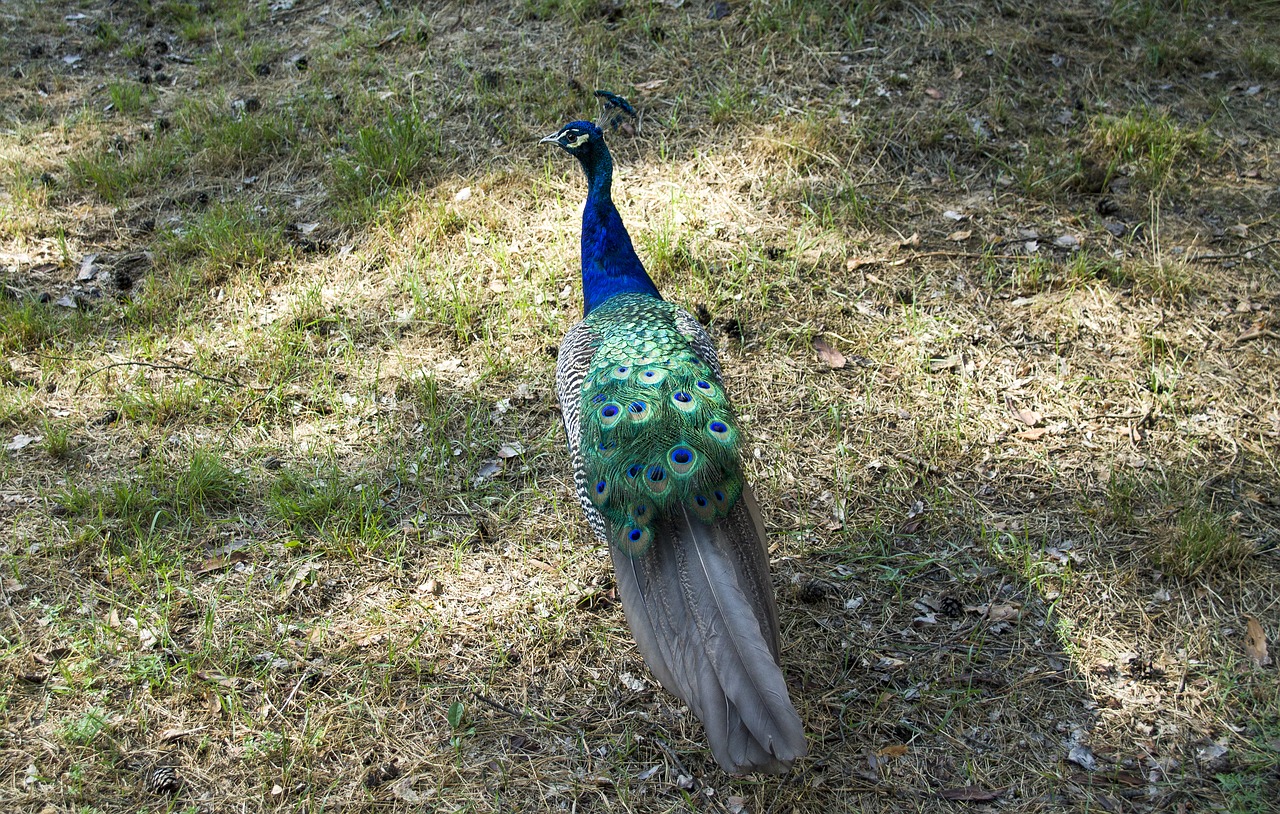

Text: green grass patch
xmin=157 ymin=201 xmax=291 ymax=274
xmin=1154 ymin=505 xmax=1253 ymax=578
xmin=0 ymin=295 xmax=95 ymax=353
xmin=1088 ymin=109 xmax=1211 ymax=192
xmin=330 ymin=108 xmax=443 ymax=216
xmin=57 ymin=450 xmax=243 ymax=540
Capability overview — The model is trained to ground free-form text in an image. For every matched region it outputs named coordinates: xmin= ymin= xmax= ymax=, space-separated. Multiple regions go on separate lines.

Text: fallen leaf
xmin=1227 ymin=223 xmax=1249 ymax=238
xmin=634 ymin=79 xmax=667 ymax=92
xmin=158 ymin=727 xmax=205 ymax=743
xmin=1007 ymin=400 xmax=1042 ymax=426
xmin=5 ymin=434 xmax=42 ymax=451
xmin=1245 ymin=615 xmax=1270 ymax=666
xmin=454 ymin=186 xmax=472 ymax=203
xmin=929 ymin=354 xmax=962 ymax=373
xmin=497 ymin=442 xmax=524 ymax=458
xmin=1054 ymin=234 xmax=1080 ymax=250
xmin=877 ymin=744 xmax=908 ymax=758
xmin=1235 ymin=320 xmax=1268 ymax=343
xmin=924 ymin=87 xmax=942 ymax=100
xmin=985 ymin=603 xmax=1022 ymax=622
xmin=947 ymin=229 xmax=973 ymax=242
xmin=1016 ymin=427 xmax=1048 ymax=440
xmin=194 ymin=551 xmax=249 ymax=575
xmin=943 ymin=210 xmax=965 ymax=221
xmin=1068 ymin=742 xmax=1098 ymax=771
xmin=55 ymin=295 xmax=77 ymax=308
xmin=813 ymin=336 xmax=846 ymax=369
xmin=939 ymin=785 xmax=1002 ymax=802
xmin=897 ymin=232 xmax=920 ymax=248
xmin=77 ymin=254 xmax=98 ymax=281
xmin=475 ymin=459 xmax=503 ymax=480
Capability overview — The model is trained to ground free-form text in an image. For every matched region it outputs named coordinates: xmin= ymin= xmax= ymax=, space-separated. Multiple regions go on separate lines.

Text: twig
xmin=471 ymin=691 xmax=571 ymax=733
xmin=1189 ymin=238 xmax=1280 ymax=263
xmin=75 ymin=360 xmax=243 ymax=393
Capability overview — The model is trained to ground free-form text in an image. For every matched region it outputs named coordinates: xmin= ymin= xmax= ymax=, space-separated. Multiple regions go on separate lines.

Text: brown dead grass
xmin=1 ymin=0 xmax=1279 ymax=812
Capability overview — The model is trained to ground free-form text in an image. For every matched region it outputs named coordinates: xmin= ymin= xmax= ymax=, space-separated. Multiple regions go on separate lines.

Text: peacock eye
xmin=695 ymin=495 xmax=708 ymax=507
xmin=595 ymin=480 xmax=607 ymax=494
xmin=601 ymin=404 xmax=619 ymax=418
xmin=628 ymin=528 xmax=643 ymax=542
xmin=671 ymin=448 xmax=692 ymax=465
xmin=709 ymin=421 xmax=728 ymax=434
xmin=696 ymin=380 xmax=712 ymax=390
xmin=628 ymin=400 xmax=646 ymax=413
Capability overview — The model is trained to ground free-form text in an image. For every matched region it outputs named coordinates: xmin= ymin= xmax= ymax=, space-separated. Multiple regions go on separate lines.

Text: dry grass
xmin=2 ymin=0 xmax=1279 ymax=812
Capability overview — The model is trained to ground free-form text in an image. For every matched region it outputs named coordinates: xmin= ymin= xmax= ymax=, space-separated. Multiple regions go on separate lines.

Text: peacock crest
xmin=577 ymin=294 xmax=744 ymax=556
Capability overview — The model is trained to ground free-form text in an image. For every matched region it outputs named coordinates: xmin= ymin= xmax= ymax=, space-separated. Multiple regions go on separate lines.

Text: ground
xmin=1 ymin=0 xmax=1279 ymax=812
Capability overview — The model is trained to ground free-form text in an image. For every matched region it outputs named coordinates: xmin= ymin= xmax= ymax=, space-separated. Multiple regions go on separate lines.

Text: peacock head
xmin=540 ymin=120 xmax=605 ymax=160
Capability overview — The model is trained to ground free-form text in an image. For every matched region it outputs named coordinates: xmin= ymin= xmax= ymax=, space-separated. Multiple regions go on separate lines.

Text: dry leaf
xmin=923 ymin=87 xmax=942 ymax=100
xmin=897 ymin=232 xmax=920 ymax=249
xmin=194 ymin=551 xmax=249 ymax=575
xmin=634 ymin=79 xmax=667 ymax=92
xmin=159 ymin=727 xmax=205 ymax=743
xmin=5 ymin=434 xmax=41 ymax=452
xmin=877 ymin=744 xmax=908 ymax=758
xmin=1016 ymin=427 xmax=1048 ymax=440
xmin=929 ymin=354 xmax=962 ymax=373
xmin=1007 ymin=400 xmax=1042 ymax=426
xmin=947 ymin=229 xmax=973 ymax=242
xmin=940 ymin=786 xmax=1002 ymax=802
xmin=1235 ymin=320 xmax=1268 ymax=344
xmin=1245 ymin=615 xmax=1270 ymax=666
xmin=813 ymin=337 xmax=847 ymax=369
xmin=1227 ymin=223 xmax=1248 ymax=238
xmin=985 ymin=603 xmax=1022 ymax=622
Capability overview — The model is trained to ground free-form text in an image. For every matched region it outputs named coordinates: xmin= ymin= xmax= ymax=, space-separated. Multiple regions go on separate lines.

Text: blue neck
xmin=576 ymin=140 xmax=661 ymax=316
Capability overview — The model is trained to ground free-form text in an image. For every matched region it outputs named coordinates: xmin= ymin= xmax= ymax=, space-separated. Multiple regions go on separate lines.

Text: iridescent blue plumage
xmin=544 ymin=118 xmax=806 ymax=774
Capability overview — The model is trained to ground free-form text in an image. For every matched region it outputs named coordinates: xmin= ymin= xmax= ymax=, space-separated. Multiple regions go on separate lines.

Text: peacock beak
xmin=540 ymin=132 xmax=562 ymax=146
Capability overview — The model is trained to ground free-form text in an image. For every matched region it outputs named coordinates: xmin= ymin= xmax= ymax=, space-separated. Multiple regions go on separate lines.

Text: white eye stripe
xmin=566 ymin=132 xmax=590 ymax=148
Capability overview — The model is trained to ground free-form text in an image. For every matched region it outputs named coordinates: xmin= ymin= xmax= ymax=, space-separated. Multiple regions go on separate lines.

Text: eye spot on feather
xmin=709 ymin=420 xmax=729 ymax=435
xmin=591 ymin=394 xmax=606 ymax=404
xmin=673 ymin=391 xmax=691 ymax=403
xmin=627 ymin=528 xmax=643 ymax=542
xmin=601 ymin=404 xmax=619 ymax=418
xmin=627 ymin=463 xmax=644 ymax=479
xmin=695 ymin=495 xmax=708 ymax=507
xmin=696 ymin=380 xmax=712 ymax=391
xmin=628 ymin=400 xmax=646 ymax=414
xmin=671 ymin=448 xmax=692 ymax=465
xmin=647 ymin=466 xmax=665 ymax=482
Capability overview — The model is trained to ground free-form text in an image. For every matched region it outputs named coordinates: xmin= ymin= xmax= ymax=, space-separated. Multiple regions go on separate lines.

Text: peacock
xmin=542 ymin=117 xmax=807 ymax=774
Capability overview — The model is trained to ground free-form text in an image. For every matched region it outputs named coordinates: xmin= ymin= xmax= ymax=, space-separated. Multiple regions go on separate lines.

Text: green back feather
xmin=579 ymin=297 xmax=744 ymax=556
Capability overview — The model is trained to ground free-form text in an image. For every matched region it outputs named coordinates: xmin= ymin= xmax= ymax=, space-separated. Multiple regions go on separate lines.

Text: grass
xmin=0 ymin=0 xmax=1277 ymax=811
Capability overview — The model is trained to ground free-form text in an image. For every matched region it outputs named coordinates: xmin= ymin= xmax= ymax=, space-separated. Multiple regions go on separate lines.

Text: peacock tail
xmin=577 ymin=295 xmax=744 ymax=555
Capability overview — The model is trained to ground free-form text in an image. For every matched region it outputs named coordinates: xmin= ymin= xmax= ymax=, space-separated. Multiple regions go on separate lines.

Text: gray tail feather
xmin=610 ymin=485 xmax=807 ymax=774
